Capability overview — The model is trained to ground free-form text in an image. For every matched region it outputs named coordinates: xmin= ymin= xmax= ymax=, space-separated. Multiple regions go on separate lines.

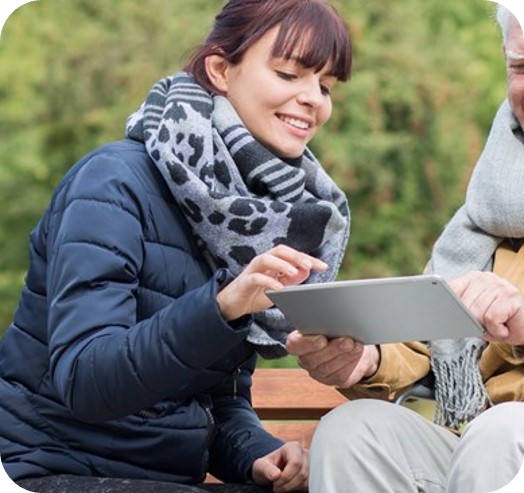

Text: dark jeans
xmin=16 ymin=475 xmax=272 ymax=493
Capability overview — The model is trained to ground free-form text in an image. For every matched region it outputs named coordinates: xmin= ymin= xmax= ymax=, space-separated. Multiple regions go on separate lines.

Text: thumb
xmin=261 ymin=462 xmax=282 ymax=482
xmin=253 ymin=459 xmax=282 ymax=484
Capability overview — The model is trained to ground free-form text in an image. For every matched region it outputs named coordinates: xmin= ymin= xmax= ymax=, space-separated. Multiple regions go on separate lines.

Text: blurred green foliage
xmin=0 ymin=0 xmax=507 ymax=367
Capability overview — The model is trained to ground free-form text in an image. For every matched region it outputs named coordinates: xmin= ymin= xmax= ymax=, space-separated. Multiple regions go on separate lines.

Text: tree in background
xmin=0 ymin=0 xmax=506 ymax=339
xmin=323 ymin=0 xmax=505 ymax=276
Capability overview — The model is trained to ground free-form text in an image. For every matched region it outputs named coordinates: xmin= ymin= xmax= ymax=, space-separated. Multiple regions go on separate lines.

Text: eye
xmin=320 ymin=84 xmax=332 ymax=96
xmin=511 ymin=64 xmax=524 ymax=74
xmin=276 ymin=70 xmax=297 ymax=81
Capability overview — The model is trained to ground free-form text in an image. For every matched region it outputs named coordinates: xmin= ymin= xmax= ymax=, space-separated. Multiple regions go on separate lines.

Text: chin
xmin=281 ymin=152 xmax=303 ymax=160
xmin=276 ymin=146 xmax=305 ymax=159
xmin=264 ymin=144 xmax=303 ymax=160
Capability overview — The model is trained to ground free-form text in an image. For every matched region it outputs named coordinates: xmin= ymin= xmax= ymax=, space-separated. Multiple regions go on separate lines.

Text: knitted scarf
xmin=125 ymin=72 xmax=350 ymax=359
xmin=428 ymin=99 xmax=524 ymax=428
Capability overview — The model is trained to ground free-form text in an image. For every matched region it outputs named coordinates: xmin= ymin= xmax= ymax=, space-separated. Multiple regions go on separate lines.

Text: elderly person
xmin=287 ymin=5 xmax=524 ymax=492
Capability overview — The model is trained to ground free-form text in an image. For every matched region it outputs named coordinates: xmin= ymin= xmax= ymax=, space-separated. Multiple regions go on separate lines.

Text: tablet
xmin=266 ymin=275 xmax=486 ymax=344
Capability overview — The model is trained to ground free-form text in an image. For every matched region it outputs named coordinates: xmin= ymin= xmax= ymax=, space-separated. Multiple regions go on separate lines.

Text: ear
xmin=205 ymin=54 xmax=230 ymax=94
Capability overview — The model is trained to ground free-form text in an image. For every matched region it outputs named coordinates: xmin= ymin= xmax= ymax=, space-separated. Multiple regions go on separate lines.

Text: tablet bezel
xmin=266 ymin=275 xmax=486 ymax=344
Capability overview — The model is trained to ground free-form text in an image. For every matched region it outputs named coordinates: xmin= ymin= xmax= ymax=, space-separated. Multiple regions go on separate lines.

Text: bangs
xmin=270 ymin=2 xmax=352 ymax=81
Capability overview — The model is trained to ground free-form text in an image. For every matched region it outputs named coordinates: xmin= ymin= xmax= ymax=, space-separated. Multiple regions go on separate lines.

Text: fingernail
xmin=300 ymin=258 xmax=313 ymax=268
xmin=339 ymin=338 xmax=353 ymax=350
xmin=315 ymin=335 xmax=327 ymax=348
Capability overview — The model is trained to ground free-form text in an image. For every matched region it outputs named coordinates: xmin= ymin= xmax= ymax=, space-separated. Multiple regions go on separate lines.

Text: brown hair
xmin=184 ymin=0 xmax=352 ymax=94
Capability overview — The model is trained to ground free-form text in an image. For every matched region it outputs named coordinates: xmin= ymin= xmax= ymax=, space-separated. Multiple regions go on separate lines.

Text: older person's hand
xmin=449 ymin=271 xmax=524 ymax=345
xmin=286 ymin=330 xmax=380 ymax=388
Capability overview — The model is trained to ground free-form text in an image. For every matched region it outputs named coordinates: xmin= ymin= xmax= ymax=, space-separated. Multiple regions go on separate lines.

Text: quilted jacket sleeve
xmin=46 ymin=152 xmax=251 ymax=422
xmin=208 ymin=366 xmax=283 ymax=483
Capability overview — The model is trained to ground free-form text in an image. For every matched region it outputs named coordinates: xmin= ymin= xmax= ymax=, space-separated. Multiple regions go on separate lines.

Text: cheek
xmin=318 ymin=103 xmax=333 ymax=127
xmin=508 ymin=83 xmax=524 ymax=128
xmin=508 ymin=78 xmax=524 ymax=105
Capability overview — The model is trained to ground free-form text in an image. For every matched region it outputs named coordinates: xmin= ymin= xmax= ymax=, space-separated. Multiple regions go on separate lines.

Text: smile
xmin=278 ymin=115 xmax=311 ymax=130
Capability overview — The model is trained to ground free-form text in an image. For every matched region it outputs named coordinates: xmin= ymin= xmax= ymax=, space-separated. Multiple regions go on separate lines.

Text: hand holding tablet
xmin=267 ymin=275 xmax=486 ymax=345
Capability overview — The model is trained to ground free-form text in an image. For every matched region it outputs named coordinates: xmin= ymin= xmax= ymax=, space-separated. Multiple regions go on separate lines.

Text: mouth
xmin=277 ymin=114 xmax=312 ymax=131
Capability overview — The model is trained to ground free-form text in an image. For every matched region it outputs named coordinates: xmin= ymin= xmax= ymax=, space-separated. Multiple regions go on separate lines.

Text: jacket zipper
xmin=200 ymin=397 xmax=215 ymax=481
xmin=232 ymin=367 xmax=241 ymax=399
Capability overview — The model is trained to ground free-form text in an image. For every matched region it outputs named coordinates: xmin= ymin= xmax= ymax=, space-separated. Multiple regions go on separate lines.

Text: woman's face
xmin=213 ymin=27 xmax=336 ymax=159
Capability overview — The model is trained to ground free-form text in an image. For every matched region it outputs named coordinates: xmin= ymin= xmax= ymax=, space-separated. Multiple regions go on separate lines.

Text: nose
xmin=296 ymin=79 xmax=324 ymax=107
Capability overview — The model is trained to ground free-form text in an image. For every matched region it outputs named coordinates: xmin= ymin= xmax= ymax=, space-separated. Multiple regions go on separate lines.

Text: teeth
xmin=280 ymin=116 xmax=310 ymax=130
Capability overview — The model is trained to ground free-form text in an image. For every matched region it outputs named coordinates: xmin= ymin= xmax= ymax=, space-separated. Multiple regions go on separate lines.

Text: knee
xmin=313 ymin=399 xmax=401 ymax=447
xmin=463 ymin=402 xmax=524 ymax=445
xmin=448 ymin=403 xmax=524 ymax=490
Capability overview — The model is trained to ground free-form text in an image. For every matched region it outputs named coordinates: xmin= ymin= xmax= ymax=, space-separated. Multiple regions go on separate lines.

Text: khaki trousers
xmin=309 ymin=399 xmax=524 ymax=493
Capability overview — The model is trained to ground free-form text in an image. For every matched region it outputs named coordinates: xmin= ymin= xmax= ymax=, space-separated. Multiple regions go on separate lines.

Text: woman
xmin=0 ymin=1 xmax=352 ymax=492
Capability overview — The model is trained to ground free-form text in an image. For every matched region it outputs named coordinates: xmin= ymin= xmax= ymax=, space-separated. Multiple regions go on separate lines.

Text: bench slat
xmin=262 ymin=421 xmax=318 ymax=448
xmin=251 ymin=368 xmax=347 ymax=420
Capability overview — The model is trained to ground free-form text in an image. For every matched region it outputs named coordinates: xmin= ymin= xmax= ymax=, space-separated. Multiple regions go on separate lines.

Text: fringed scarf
xmin=125 ymin=72 xmax=350 ymax=359
xmin=428 ymin=99 xmax=524 ymax=428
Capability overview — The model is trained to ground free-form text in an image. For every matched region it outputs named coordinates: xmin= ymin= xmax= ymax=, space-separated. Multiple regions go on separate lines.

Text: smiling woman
xmin=204 ymin=27 xmax=335 ymax=159
xmin=0 ymin=0 xmax=353 ymax=492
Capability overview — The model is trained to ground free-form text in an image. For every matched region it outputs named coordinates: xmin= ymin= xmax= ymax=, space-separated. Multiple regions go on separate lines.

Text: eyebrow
xmin=506 ymin=50 xmax=524 ymax=61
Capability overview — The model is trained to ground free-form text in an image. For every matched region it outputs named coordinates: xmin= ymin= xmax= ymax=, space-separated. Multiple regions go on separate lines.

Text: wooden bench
xmin=251 ymin=367 xmax=348 ymax=447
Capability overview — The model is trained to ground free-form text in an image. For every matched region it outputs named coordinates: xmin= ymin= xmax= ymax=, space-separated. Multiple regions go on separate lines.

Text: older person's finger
xmin=286 ymin=330 xmax=328 ymax=356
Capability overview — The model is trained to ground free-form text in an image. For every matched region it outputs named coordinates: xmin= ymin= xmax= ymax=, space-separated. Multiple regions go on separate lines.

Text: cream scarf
xmin=429 ymin=99 xmax=524 ymax=427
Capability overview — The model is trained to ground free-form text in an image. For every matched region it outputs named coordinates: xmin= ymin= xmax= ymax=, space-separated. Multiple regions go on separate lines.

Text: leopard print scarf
xmin=125 ymin=72 xmax=350 ymax=358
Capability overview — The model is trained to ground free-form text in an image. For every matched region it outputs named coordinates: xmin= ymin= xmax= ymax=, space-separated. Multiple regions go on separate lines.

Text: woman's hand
xmin=286 ymin=330 xmax=381 ymax=388
xmin=216 ymin=245 xmax=328 ymax=321
xmin=449 ymin=271 xmax=524 ymax=345
xmin=251 ymin=441 xmax=308 ymax=492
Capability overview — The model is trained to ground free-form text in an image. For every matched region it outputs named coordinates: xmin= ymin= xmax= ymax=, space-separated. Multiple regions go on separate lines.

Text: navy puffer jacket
xmin=0 ymin=139 xmax=282 ymax=484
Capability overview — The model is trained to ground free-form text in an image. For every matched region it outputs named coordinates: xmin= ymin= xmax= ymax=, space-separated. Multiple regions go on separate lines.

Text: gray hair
xmin=496 ymin=4 xmax=511 ymax=44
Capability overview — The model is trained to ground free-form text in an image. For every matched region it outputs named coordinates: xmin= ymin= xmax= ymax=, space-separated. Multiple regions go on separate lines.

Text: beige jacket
xmin=341 ymin=341 xmax=524 ymax=405
xmin=342 ymin=242 xmax=524 ymax=405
